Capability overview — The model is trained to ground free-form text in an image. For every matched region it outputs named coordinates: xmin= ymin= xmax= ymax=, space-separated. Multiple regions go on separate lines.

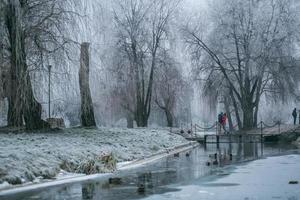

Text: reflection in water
xmin=2 ymin=142 xmax=299 ymax=200
xmin=82 ymin=183 xmax=95 ymax=200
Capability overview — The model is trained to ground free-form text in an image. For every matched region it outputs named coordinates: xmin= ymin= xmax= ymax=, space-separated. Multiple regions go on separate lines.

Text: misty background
xmin=0 ymin=0 xmax=300 ymax=129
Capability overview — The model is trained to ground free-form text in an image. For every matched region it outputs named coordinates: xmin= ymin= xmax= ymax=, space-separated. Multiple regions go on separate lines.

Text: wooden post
xmin=278 ymin=121 xmax=281 ymax=134
xmin=48 ymin=65 xmax=52 ymax=119
xmin=216 ymin=135 xmax=220 ymax=149
xmin=204 ymin=135 xmax=207 ymax=150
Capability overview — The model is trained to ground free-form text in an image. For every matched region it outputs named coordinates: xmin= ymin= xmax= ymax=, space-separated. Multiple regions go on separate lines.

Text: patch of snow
xmin=0 ymin=127 xmax=188 ymax=186
xmin=293 ymin=137 xmax=300 ymax=147
xmin=0 ymin=182 xmax=10 ymax=190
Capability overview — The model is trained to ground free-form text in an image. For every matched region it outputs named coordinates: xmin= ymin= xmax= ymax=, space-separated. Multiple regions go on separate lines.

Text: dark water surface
xmin=1 ymin=142 xmax=299 ymax=200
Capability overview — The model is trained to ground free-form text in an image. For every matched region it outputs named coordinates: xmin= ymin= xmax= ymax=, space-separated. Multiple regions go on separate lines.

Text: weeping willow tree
xmin=185 ymin=0 xmax=300 ymax=130
xmin=154 ymin=51 xmax=185 ymax=128
xmin=2 ymin=0 xmax=74 ymax=130
xmin=4 ymin=0 xmax=47 ymax=129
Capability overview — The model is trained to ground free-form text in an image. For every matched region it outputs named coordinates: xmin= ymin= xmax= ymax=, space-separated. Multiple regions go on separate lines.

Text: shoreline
xmin=0 ymin=127 xmax=189 ymax=186
xmin=1 ymin=126 xmax=299 ymax=197
xmin=0 ymin=141 xmax=198 ymax=196
xmin=1 ymin=142 xmax=299 ymax=198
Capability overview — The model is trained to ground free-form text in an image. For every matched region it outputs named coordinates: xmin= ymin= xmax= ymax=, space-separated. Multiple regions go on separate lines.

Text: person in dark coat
xmin=222 ymin=113 xmax=227 ymax=133
xmin=292 ymin=108 xmax=297 ymax=125
xmin=218 ymin=112 xmax=223 ymax=134
xmin=218 ymin=112 xmax=223 ymax=124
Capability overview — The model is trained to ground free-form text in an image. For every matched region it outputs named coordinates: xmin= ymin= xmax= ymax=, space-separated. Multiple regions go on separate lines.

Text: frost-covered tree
xmin=185 ymin=0 xmax=300 ymax=130
xmin=2 ymin=0 xmax=74 ymax=130
xmin=108 ymin=46 xmax=136 ymax=128
xmin=113 ymin=0 xmax=180 ymax=127
xmin=154 ymin=51 xmax=185 ymax=127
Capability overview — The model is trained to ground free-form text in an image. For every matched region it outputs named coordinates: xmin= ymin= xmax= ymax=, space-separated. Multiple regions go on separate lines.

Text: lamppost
xmin=48 ymin=65 xmax=52 ymax=119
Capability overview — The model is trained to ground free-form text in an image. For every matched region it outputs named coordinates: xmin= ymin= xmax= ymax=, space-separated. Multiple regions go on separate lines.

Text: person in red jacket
xmin=221 ymin=113 xmax=227 ymax=133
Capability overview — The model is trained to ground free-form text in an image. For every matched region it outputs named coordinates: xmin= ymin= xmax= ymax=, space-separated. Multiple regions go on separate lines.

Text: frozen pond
xmin=1 ymin=142 xmax=299 ymax=200
xmin=145 ymin=154 xmax=300 ymax=200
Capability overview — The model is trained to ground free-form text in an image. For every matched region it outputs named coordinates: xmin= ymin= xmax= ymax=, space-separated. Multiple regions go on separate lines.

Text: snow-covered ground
xmin=0 ymin=128 xmax=188 ymax=187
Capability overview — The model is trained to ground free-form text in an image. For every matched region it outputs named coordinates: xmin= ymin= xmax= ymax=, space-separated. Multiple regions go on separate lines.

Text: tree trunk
xmin=242 ymin=102 xmax=254 ymax=130
xmin=230 ymin=88 xmax=242 ymax=130
xmin=126 ymin=113 xmax=134 ymax=128
xmin=253 ymin=103 xmax=259 ymax=127
xmin=253 ymin=79 xmax=262 ymax=127
xmin=165 ymin=109 xmax=173 ymax=127
xmin=241 ymin=68 xmax=256 ymax=130
xmin=135 ymin=106 xmax=148 ymax=127
xmin=23 ymin=70 xmax=49 ymax=130
xmin=5 ymin=1 xmax=49 ymax=130
xmin=79 ymin=42 xmax=96 ymax=127
xmin=5 ymin=1 xmax=23 ymax=127
xmin=134 ymin=74 xmax=153 ymax=128
xmin=7 ymin=75 xmax=23 ymax=127
xmin=0 ymin=57 xmax=3 ymax=100
xmin=134 ymin=48 xmax=156 ymax=128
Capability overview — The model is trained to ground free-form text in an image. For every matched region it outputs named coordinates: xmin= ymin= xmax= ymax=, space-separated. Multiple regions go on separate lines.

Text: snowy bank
xmin=293 ymin=137 xmax=300 ymax=147
xmin=0 ymin=127 xmax=188 ymax=186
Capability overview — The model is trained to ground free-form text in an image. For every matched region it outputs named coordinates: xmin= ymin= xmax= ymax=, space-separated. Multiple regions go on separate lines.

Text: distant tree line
xmin=1 ymin=0 xmax=300 ymax=131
